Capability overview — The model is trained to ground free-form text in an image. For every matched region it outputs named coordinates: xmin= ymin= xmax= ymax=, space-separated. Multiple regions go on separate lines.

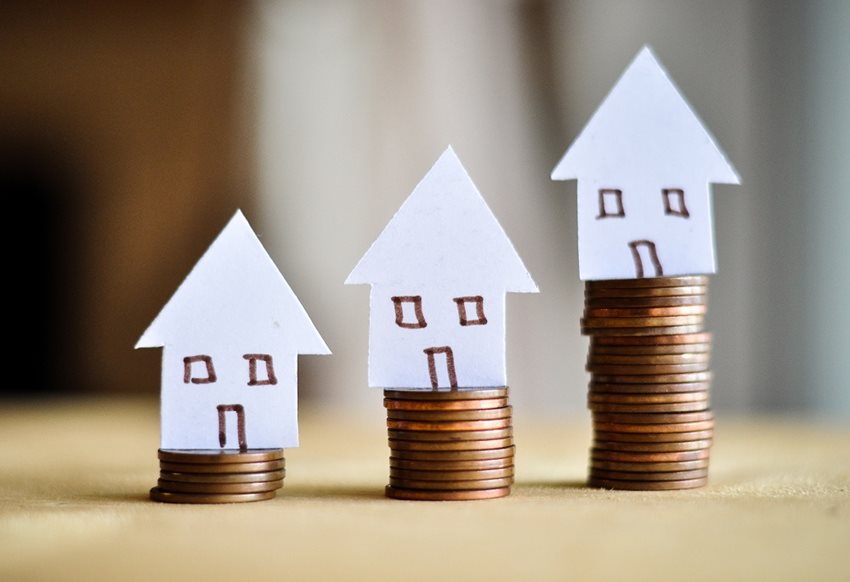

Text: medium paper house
xmin=551 ymin=46 xmax=740 ymax=281
xmin=136 ymin=211 xmax=330 ymax=450
xmin=346 ymin=147 xmax=538 ymax=389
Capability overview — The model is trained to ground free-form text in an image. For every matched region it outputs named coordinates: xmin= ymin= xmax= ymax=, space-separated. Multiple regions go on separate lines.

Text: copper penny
xmin=159 ymin=459 xmax=284 ymax=473
xmin=589 ymin=381 xmax=711 ymax=394
xmin=588 ymin=477 xmax=707 ymax=490
xmin=383 ymin=398 xmax=507 ymax=411
xmin=159 ymin=470 xmax=285 ymax=484
xmin=388 ymin=477 xmax=513 ymax=490
xmin=388 ymin=428 xmax=512 ymax=442
xmin=590 ymin=448 xmax=710 ymax=462
xmin=385 ymin=486 xmax=510 ymax=501
xmin=588 ymin=401 xmax=710 ymax=413
xmin=585 ymin=295 xmax=706 ymax=308
xmin=389 ymin=457 xmax=514 ymax=471
xmin=585 ymin=285 xmax=707 ymax=298
xmin=582 ymin=325 xmax=705 ymax=337
xmin=593 ymin=439 xmax=712 ymax=453
xmin=589 ymin=469 xmax=708 ymax=481
xmin=387 ymin=418 xmax=512 ymax=431
xmin=588 ymin=391 xmax=709 ymax=404
xmin=157 ymin=449 xmax=284 ymax=464
xmin=389 ymin=446 xmax=515 ymax=462
xmin=581 ymin=315 xmax=705 ymax=328
xmin=591 ymin=372 xmax=712 ymax=384
xmin=386 ymin=406 xmax=511 ymax=422
xmin=157 ymin=479 xmax=282 ymax=494
xmin=389 ymin=467 xmax=514 ymax=481
xmin=590 ymin=459 xmax=709 ymax=472
xmin=589 ymin=343 xmax=711 ymax=355
xmin=383 ymin=388 xmax=508 ymax=400
xmin=388 ymin=437 xmax=514 ymax=452
xmin=591 ymin=333 xmax=712 ymax=346
xmin=592 ymin=411 xmax=714 ymax=424
xmin=149 ymin=487 xmax=277 ymax=504
xmin=583 ymin=305 xmax=707 ymax=318
xmin=588 ymin=353 xmax=710 ymax=365
xmin=593 ymin=429 xmax=714 ymax=443
xmin=586 ymin=276 xmax=708 ymax=289
xmin=593 ymin=420 xmax=715 ymax=434
xmin=587 ymin=363 xmax=710 ymax=375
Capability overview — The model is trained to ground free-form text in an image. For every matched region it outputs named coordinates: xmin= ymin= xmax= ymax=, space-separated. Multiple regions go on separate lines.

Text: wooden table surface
xmin=1 ymin=399 xmax=848 ymax=581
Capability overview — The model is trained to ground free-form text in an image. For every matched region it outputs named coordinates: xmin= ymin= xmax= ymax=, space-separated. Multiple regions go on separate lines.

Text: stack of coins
xmin=150 ymin=449 xmax=285 ymax=503
xmin=383 ymin=388 xmax=514 ymax=501
xmin=582 ymin=275 xmax=713 ymax=491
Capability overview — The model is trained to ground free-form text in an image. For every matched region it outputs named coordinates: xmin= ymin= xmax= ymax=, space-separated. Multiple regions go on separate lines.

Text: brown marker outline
xmin=628 ymin=240 xmax=664 ymax=278
xmin=217 ymin=404 xmax=247 ymax=452
xmin=243 ymin=354 xmax=278 ymax=386
xmin=453 ymin=296 xmax=488 ymax=326
xmin=597 ymin=189 xmax=625 ymax=219
xmin=423 ymin=346 xmax=458 ymax=389
xmin=391 ymin=296 xmax=427 ymax=329
xmin=183 ymin=355 xmax=217 ymax=384
xmin=662 ymin=188 xmax=690 ymax=218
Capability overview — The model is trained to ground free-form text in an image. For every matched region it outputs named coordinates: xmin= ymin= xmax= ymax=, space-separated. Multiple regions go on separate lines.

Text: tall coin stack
xmin=383 ymin=388 xmax=515 ymax=501
xmin=150 ymin=449 xmax=285 ymax=503
xmin=582 ymin=275 xmax=713 ymax=491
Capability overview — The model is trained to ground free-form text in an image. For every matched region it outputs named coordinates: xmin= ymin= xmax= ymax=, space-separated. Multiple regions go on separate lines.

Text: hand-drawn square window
xmin=453 ymin=296 xmax=487 ymax=326
xmin=391 ymin=296 xmax=427 ymax=329
xmin=662 ymin=188 xmax=690 ymax=218
xmin=243 ymin=354 xmax=278 ymax=386
xmin=597 ymin=189 xmax=625 ymax=218
xmin=183 ymin=355 xmax=217 ymax=384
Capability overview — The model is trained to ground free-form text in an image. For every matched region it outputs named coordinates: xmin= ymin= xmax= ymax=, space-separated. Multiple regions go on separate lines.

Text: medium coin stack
xmin=582 ymin=275 xmax=713 ymax=491
xmin=383 ymin=387 xmax=515 ymax=501
xmin=150 ymin=449 xmax=285 ymax=503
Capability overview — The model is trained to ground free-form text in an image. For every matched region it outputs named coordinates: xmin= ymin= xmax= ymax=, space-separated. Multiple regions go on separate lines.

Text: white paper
xmin=136 ymin=210 xmax=330 ymax=450
xmin=551 ymin=46 xmax=740 ymax=281
xmin=346 ymin=146 xmax=537 ymax=389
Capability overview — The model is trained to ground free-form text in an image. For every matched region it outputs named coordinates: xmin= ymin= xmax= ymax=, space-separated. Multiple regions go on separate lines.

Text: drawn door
xmin=217 ymin=404 xmax=247 ymax=451
xmin=628 ymin=240 xmax=664 ymax=278
xmin=423 ymin=346 xmax=458 ymax=389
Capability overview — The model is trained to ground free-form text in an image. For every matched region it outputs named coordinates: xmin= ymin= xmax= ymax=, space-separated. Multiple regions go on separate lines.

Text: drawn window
xmin=243 ymin=354 xmax=278 ymax=386
xmin=453 ymin=296 xmax=487 ymax=326
xmin=183 ymin=355 xmax=217 ymax=384
xmin=662 ymin=188 xmax=690 ymax=218
xmin=597 ymin=189 xmax=625 ymax=218
xmin=391 ymin=296 xmax=427 ymax=329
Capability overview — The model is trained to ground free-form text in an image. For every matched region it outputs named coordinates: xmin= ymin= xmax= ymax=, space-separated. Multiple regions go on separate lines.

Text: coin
xmin=591 ymin=333 xmax=712 ymax=346
xmin=589 ymin=381 xmax=711 ymax=394
xmin=389 ymin=457 xmax=514 ymax=471
xmin=159 ymin=470 xmax=285 ymax=484
xmin=588 ymin=391 xmax=709 ymax=404
xmin=588 ymin=477 xmax=707 ymax=490
xmin=388 ymin=437 xmax=514 ymax=452
xmin=387 ymin=418 xmax=512 ymax=431
xmin=581 ymin=315 xmax=705 ymax=328
xmin=585 ymin=285 xmax=707 ymax=298
xmin=157 ymin=449 xmax=284 ymax=464
xmin=389 ymin=467 xmax=514 ymax=481
xmin=149 ymin=487 xmax=277 ymax=503
xmin=388 ymin=477 xmax=514 ymax=490
xmin=583 ymin=305 xmax=707 ymax=318
xmin=385 ymin=486 xmax=510 ymax=501
xmin=587 ymin=353 xmax=710 ymax=365
xmin=593 ymin=429 xmax=714 ymax=443
xmin=592 ymin=420 xmax=715 ymax=434
xmin=388 ymin=428 xmax=512 ymax=442
xmin=590 ymin=459 xmax=709 ymax=472
xmin=589 ymin=343 xmax=711 ymax=355
xmin=582 ymin=325 xmax=705 ymax=336
xmin=158 ymin=459 xmax=285 ymax=473
xmin=157 ymin=479 xmax=282 ymax=494
xmin=585 ymin=295 xmax=706 ymax=308
xmin=589 ymin=469 xmax=708 ymax=481
xmin=586 ymin=276 xmax=708 ymax=289
xmin=590 ymin=449 xmax=710 ymax=462
xmin=383 ymin=398 xmax=508 ymax=411
xmin=383 ymin=388 xmax=508 ymax=400
xmin=591 ymin=372 xmax=712 ymax=384
xmin=587 ymin=362 xmax=710 ymax=375
xmin=588 ymin=401 xmax=709 ymax=413
xmin=593 ymin=439 xmax=712 ymax=453
xmin=386 ymin=406 xmax=512 ymax=422
xmin=591 ymin=411 xmax=714 ymax=424
xmin=389 ymin=446 xmax=515 ymax=462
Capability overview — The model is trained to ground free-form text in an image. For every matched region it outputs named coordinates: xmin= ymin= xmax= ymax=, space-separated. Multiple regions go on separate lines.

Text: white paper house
xmin=346 ymin=147 xmax=538 ymax=389
xmin=136 ymin=211 xmax=330 ymax=450
xmin=551 ymin=46 xmax=740 ymax=281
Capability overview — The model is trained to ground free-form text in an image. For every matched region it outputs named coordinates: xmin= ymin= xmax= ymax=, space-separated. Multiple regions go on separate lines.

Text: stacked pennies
xmin=150 ymin=449 xmax=285 ymax=503
xmin=383 ymin=388 xmax=514 ymax=501
xmin=582 ymin=275 xmax=713 ymax=490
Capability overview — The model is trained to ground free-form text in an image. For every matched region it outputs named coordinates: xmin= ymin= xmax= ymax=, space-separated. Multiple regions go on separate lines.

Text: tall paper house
xmin=346 ymin=147 xmax=538 ymax=389
xmin=551 ymin=46 xmax=740 ymax=281
xmin=136 ymin=211 xmax=330 ymax=450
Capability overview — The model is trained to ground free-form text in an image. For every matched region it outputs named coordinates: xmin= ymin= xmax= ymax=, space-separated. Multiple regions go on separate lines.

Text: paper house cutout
xmin=346 ymin=146 xmax=538 ymax=389
xmin=136 ymin=210 xmax=330 ymax=450
xmin=551 ymin=46 xmax=740 ymax=281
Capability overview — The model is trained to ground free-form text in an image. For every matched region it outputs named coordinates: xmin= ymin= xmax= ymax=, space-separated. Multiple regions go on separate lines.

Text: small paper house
xmin=551 ymin=46 xmax=740 ymax=281
xmin=136 ymin=211 xmax=330 ymax=450
xmin=346 ymin=147 xmax=538 ymax=389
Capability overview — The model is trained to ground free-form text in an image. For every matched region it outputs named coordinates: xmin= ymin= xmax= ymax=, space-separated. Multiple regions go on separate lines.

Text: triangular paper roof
xmin=136 ymin=210 xmax=330 ymax=354
xmin=346 ymin=146 xmax=538 ymax=291
xmin=551 ymin=46 xmax=740 ymax=184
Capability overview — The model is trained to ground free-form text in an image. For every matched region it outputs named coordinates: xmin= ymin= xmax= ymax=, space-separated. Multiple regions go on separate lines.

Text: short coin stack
xmin=582 ymin=275 xmax=713 ymax=490
xmin=383 ymin=388 xmax=515 ymax=501
xmin=150 ymin=449 xmax=285 ymax=503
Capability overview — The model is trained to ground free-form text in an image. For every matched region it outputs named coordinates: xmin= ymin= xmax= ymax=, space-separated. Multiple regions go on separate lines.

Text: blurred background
xmin=2 ymin=0 xmax=847 ymax=418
